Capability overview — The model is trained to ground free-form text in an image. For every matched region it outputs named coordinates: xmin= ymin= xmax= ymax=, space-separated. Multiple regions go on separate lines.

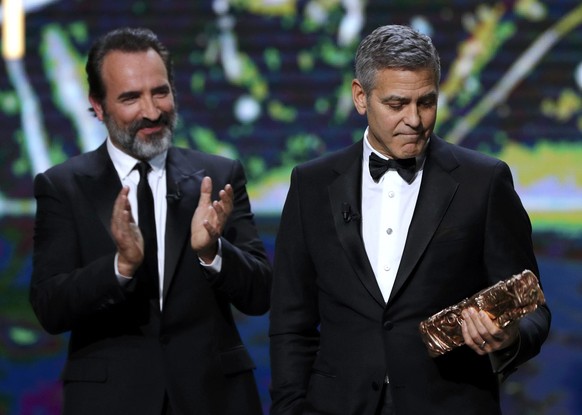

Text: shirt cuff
xmin=199 ymin=239 xmax=223 ymax=274
xmin=114 ymin=252 xmax=133 ymax=286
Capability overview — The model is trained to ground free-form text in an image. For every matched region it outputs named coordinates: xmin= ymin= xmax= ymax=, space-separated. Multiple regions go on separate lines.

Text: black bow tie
xmin=369 ymin=152 xmax=416 ymax=184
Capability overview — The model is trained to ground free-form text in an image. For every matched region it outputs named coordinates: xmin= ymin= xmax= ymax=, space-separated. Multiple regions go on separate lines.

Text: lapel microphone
xmin=166 ymin=182 xmax=182 ymax=202
xmin=342 ymin=203 xmax=360 ymax=223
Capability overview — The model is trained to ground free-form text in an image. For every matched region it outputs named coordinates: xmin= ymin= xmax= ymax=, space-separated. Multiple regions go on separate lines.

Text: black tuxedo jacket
xmin=30 ymin=143 xmax=271 ymax=415
xmin=269 ymin=135 xmax=550 ymax=415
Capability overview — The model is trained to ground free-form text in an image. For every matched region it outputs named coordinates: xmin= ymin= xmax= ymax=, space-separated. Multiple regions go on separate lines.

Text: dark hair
xmin=86 ymin=27 xmax=175 ymax=114
xmin=354 ymin=25 xmax=441 ymax=95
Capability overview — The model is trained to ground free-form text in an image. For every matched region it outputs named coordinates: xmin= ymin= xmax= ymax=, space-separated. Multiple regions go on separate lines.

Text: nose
xmin=141 ymin=96 xmax=161 ymax=120
xmin=404 ymin=104 xmax=421 ymax=128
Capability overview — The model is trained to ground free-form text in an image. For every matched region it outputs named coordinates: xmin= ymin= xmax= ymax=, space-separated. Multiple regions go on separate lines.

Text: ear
xmin=89 ymin=95 xmax=105 ymax=121
xmin=352 ymin=79 xmax=367 ymax=115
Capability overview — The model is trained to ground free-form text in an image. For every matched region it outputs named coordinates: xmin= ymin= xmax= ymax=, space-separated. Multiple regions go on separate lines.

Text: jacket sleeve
xmin=29 ymin=171 xmax=127 ymax=335
xmin=269 ymin=167 xmax=320 ymax=415
xmin=206 ymin=159 xmax=272 ymax=316
xmin=482 ymin=161 xmax=551 ymax=377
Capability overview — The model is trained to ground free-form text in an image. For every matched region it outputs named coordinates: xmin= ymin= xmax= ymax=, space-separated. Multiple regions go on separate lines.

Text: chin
xmin=398 ymin=145 xmax=422 ymax=159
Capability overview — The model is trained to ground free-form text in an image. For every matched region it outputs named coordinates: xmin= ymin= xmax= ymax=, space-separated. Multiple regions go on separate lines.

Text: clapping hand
xmin=111 ymin=186 xmax=144 ymax=277
xmin=190 ymin=176 xmax=234 ymax=263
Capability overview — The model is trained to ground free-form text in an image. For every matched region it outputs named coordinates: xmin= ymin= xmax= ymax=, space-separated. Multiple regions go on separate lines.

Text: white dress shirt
xmin=107 ymin=138 xmax=168 ymax=305
xmin=361 ymin=130 xmax=425 ymax=303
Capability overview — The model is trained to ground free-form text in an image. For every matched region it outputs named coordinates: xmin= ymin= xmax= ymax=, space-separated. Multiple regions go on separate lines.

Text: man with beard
xmin=29 ymin=27 xmax=271 ymax=415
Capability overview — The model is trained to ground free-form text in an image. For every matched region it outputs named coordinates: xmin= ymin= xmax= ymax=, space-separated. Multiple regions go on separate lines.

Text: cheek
xmin=158 ymin=96 xmax=176 ymax=112
xmin=378 ymin=115 xmax=399 ymax=135
xmin=370 ymin=108 xmax=397 ymax=129
xmin=113 ymin=108 xmax=140 ymax=126
xmin=421 ymin=109 xmax=437 ymax=127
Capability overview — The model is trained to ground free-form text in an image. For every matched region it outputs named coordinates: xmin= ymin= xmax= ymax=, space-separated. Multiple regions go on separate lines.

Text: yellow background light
xmin=2 ymin=0 xmax=25 ymax=59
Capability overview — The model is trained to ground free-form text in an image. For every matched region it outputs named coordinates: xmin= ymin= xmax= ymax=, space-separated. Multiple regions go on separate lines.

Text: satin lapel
xmin=328 ymin=144 xmax=385 ymax=308
xmin=75 ymin=144 xmax=122 ymax=242
xmin=388 ymin=138 xmax=459 ymax=305
xmin=163 ymin=149 xmax=205 ymax=301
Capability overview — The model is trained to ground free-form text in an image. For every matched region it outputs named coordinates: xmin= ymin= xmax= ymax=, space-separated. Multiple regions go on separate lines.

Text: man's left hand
xmin=461 ymin=307 xmax=519 ymax=355
xmin=190 ymin=176 xmax=234 ymax=263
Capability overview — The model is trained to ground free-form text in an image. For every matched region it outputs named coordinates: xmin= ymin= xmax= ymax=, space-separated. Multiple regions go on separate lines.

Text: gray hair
xmin=354 ymin=25 xmax=441 ymax=95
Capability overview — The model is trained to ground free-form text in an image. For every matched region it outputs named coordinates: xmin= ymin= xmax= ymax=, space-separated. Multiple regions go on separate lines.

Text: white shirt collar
xmin=106 ymin=137 xmax=167 ymax=179
xmin=363 ymin=127 xmax=376 ymax=161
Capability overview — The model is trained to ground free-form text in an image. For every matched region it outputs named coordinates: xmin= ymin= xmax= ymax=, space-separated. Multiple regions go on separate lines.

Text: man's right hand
xmin=111 ymin=186 xmax=144 ymax=277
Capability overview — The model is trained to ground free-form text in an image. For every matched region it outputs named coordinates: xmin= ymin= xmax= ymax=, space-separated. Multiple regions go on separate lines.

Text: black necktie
xmin=135 ymin=162 xmax=159 ymax=299
xmin=368 ymin=152 xmax=416 ymax=184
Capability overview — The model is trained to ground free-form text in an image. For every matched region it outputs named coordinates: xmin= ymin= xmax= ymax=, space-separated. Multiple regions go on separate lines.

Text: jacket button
xmin=383 ymin=320 xmax=394 ymax=330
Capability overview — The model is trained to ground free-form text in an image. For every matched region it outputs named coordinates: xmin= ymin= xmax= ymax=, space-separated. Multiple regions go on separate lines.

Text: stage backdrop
xmin=1 ymin=0 xmax=581 ymax=414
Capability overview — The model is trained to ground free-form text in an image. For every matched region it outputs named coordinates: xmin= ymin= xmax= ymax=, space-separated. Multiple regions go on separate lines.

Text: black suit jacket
xmin=269 ymin=135 xmax=550 ymax=415
xmin=30 ymin=143 xmax=272 ymax=415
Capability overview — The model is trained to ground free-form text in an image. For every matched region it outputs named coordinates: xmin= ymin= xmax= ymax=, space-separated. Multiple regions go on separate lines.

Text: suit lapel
xmin=163 ymin=148 xmax=205 ymax=301
xmin=388 ymin=136 xmax=459 ymax=305
xmin=75 ymin=143 xmax=122 ymax=242
xmin=328 ymin=142 xmax=385 ymax=308
xmin=74 ymin=145 xmax=204 ymax=301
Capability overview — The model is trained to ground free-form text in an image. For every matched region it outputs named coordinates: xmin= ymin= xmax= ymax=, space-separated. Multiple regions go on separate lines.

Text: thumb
xmin=198 ymin=176 xmax=213 ymax=207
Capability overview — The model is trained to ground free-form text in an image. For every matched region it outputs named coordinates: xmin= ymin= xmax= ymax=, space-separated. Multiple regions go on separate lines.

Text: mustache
xmin=129 ymin=112 xmax=172 ymax=136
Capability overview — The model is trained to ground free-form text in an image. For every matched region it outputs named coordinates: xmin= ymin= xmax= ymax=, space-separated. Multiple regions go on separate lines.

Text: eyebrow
xmin=381 ymin=91 xmax=438 ymax=103
xmin=117 ymin=91 xmax=140 ymax=101
xmin=116 ymin=84 xmax=171 ymax=102
xmin=151 ymin=85 xmax=171 ymax=95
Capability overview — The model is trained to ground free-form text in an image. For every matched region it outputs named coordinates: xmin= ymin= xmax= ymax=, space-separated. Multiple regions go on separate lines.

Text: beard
xmin=104 ymin=109 xmax=177 ymax=160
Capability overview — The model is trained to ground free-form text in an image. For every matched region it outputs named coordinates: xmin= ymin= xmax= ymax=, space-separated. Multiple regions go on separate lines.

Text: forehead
xmin=372 ymin=68 xmax=438 ymax=98
xmin=100 ymin=49 xmax=169 ymax=91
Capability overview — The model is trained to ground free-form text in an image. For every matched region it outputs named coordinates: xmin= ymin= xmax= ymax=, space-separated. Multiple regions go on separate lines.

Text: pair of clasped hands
xmin=111 ymin=176 xmax=232 ymax=277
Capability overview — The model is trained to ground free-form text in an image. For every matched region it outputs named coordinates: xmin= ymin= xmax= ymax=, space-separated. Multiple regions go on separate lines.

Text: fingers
xmin=113 ymin=186 xmax=130 ymax=212
xmin=190 ymin=178 xmax=233 ymax=253
xmin=199 ymin=177 xmax=233 ymax=221
xmin=198 ymin=176 xmax=213 ymax=207
xmin=213 ymin=185 xmax=233 ymax=216
xmin=202 ymin=217 xmax=221 ymax=239
xmin=198 ymin=177 xmax=233 ymax=215
xmin=461 ymin=308 xmax=503 ymax=355
xmin=112 ymin=186 xmax=133 ymax=232
xmin=221 ymin=184 xmax=234 ymax=213
xmin=220 ymin=183 xmax=234 ymax=205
